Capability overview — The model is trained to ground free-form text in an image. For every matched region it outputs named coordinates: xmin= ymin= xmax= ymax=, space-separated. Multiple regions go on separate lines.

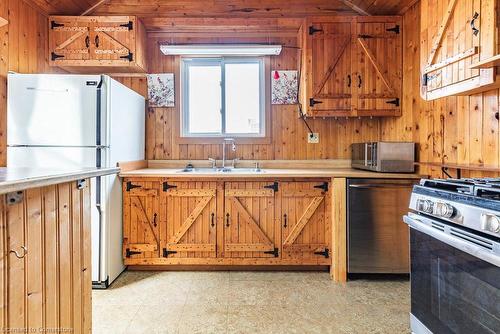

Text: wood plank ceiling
xmin=24 ymin=0 xmax=419 ymax=17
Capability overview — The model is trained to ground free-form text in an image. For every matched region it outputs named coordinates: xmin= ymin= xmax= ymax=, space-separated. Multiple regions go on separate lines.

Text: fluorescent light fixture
xmin=160 ymin=44 xmax=282 ymax=56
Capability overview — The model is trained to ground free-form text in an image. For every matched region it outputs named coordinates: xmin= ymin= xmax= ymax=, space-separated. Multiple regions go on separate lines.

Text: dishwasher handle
xmin=349 ymin=183 xmax=414 ymax=189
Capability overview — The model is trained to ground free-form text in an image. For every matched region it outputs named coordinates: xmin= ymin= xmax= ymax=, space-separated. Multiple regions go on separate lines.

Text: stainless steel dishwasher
xmin=347 ymin=178 xmax=417 ymax=274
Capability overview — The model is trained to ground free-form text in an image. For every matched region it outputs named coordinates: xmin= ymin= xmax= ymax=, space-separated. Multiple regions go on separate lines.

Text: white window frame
xmin=181 ymin=57 xmax=266 ymax=138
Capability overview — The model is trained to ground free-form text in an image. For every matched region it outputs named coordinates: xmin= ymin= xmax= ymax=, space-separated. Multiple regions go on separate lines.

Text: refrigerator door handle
xmin=8 ymin=144 xmax=110 ymax=149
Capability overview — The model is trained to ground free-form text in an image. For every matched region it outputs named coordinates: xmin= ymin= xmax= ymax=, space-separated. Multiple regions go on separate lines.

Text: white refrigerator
xmin=7 ymin=73 xmax=145 ymax=288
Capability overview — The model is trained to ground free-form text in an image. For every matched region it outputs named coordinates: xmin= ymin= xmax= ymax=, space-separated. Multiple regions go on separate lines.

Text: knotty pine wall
xmin=381 ymin=2 xmax=500 ymax=178
xmin=115 ymin=34 xmax=382 ymax=161
xmin=0 ymin=0 xmax=62 ymax=167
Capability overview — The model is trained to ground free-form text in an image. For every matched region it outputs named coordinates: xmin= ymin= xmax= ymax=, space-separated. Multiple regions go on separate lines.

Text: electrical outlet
xmin=308 ymin=133 xmax=319 ymax=144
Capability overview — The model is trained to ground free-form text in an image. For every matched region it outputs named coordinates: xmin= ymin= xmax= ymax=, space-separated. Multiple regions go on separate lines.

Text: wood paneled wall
xmin=116 ymin=34 xmax=381 ymax=161
xmin=380 ymin=2 xmax=500 ymax=178
xmin=0 ymin=0 xmax=60 ymax=167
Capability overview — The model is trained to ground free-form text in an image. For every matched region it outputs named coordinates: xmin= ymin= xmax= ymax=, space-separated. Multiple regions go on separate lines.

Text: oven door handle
xmin=404 ymin=215 xmax=500 ymax=267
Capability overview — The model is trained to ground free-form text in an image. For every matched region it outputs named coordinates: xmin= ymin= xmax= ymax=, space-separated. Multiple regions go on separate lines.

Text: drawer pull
xmin=283 ymin=214 xmax=288 ymax=228
xmin=152 ymin=213 xmax=157 ymax=227
xmin=10 ymin=246 xmax=27 ymax=259
xmin=226 ymin=213 xmax=230 ymax=227
xmin=211 ymin=213 xmax=215 ymax=228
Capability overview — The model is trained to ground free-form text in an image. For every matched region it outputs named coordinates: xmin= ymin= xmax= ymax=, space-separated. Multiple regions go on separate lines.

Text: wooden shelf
xmin=0 ymin=17 xmax=7 ymax=28
xmin=470 ymin=54 xmax=500 ymax=69
xmin=416 ymin=162 xmax=500 ymax=178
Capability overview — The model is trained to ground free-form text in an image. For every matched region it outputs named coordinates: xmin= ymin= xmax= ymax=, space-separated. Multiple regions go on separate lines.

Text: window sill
xmin=175 ymin=135 xmax=272 ymax=145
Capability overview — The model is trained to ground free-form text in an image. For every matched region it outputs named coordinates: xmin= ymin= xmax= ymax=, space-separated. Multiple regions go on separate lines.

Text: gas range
xmin=409 ymin=178 xmax=500 ymax=239
xmin=405 ymin=178 xmax=500 ymax=334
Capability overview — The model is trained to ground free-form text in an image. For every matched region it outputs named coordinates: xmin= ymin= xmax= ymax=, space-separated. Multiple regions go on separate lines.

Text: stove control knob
xmin=480 ymin=214 xmax=500 ymax=233
xmin=434 ymin=203 xmax=455 ymax=218
xmin=417 ymin=199 xmax=434 ymax=214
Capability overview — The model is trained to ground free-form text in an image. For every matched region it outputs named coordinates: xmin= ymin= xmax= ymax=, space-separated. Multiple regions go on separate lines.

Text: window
xmin=181 ymin=58 xmax=265 ymax=137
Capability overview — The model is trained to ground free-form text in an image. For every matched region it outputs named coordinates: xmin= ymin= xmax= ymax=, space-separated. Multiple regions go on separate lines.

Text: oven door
xmin=404 ymin=214 xmax=500 ymax=334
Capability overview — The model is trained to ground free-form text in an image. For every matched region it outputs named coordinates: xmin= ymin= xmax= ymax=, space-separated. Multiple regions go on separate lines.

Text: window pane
xmin=188 ymin=65 xmax=221 ymax=134
xmin=225 ymin=63 xmax=261 ymax=134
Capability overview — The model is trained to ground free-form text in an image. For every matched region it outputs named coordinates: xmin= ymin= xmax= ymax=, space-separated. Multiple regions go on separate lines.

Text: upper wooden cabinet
xmin=301 ymin=16 xmax=402 ymax=117
xmin=49 ymin=16 xmax=147 ymax=74
xmin=420 ymin=0 xmax=500 ymax=100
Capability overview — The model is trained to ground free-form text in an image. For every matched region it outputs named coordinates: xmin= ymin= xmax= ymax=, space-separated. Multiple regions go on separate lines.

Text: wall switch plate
xmin=308 ymin=133 xmax=319 ymax=144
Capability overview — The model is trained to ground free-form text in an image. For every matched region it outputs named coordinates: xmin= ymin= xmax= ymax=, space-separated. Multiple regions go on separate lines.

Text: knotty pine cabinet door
xmin=303 ymin=18 xmax=354 ymax=117
xmin=280 ymin=182 xmax=331 ymax=264
xmin=223 ymin=182 xmax=279 ymax=258
xmin=49 ymin=16 xmax=147 ymax=73
xmin=122 ymin=180 xmax=161 ymax=262
xmin=420 ymin=0 xmax=499 ymax=100
xmin=49 ymin=17 xmax=92 ymax=62
xmin=161 ymin=181 xmax=217 ymax=259
xmin=302 ymin=16 xmax=402 ymax=117
xmin=354 ymin=18 xmax=402 ymax=116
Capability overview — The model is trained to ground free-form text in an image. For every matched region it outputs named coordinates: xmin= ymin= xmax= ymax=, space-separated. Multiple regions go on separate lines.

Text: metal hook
xmin=10 ymin=246 xmax=27 ymax=259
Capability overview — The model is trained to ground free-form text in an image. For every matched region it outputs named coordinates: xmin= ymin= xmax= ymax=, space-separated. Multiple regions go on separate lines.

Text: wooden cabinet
xmin=49 ymin=16 xmax=147 ymax=73
xmin=280 ymin=182 xmax=330 ymax=264
xmin=223 ymin=182 xmax=278 ymax=258
xmin=302 ymin=16 xmax=402 ymax=117
xmin=1 ymin=180 xmax=92 ymax=333
xmin=122 ymin=180 xmax=161 ymax=261
xmin=161 ymin=181 xmax=217 ymax=259
xmin=122 ymin=178 xmax=331 ymax=266
xmin=420 ymin=0 xmax=500 ymax=100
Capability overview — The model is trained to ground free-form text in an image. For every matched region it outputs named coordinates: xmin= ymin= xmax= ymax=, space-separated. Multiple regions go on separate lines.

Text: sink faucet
xmin=222 ymin=138 xmax=236 ymax=169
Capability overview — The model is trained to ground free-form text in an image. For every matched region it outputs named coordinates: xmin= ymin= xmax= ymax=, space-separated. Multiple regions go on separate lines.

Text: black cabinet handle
xmin=85 ymin=36 xmax=90 ymax=48
xmin=95 ymin=35 xmax=99 ymax=47
xmin=152 ymin=213 xmax=157 ymax=227
xmin=225 ymin=213 xmax=230 ymax=227
xmin=211 ymin=213 xmax=215 ymax=228
xmin=283 ymin=214 xmax=288 ymax=228
xmin=347 ymin=75 xmax=351 ymax=88
xmin=471 ymin=12 xmax=480 ymax=36
xmin=358 ymin=74 xmax=362 ymax=88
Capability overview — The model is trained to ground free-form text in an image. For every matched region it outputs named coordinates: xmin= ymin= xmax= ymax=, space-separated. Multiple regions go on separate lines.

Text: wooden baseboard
xmin=127 ymin=265 xmax=330 ymax=271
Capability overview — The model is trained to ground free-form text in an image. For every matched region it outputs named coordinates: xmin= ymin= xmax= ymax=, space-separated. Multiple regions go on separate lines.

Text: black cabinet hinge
xmin=120 ymin=52 xmax=134 ymax=62
xmin=126 ymin=248 xmax=141 ymax=258
xmin=120 ymin=21 xmax=133 ymax=30
xmin=314 ymin=182 xmax=329 ymax=192
xmin=386 ymin=98 xmax=400 ymax=107
xmin=50 ymin=21 xmax=64 ymax=29
xmin=264 ymin=248 xmax=279 ymax=257
xmin=51 ymin=52 xmax=65 ymax=61
xmin=264 ymin=182 xmax=279 ymax=192
xmin=314 ymin=248 xmax=329 ymax=258
xmin=163 ymin=182 xmax=177 ymax=192
xmin=309 ymin=98 xmax=323 ymax=107
xmin=163 ymin=247 xmax=177 ymax=257
xmin=309 ymin=26 xmax=323 ymax=35
xmin=422 ymin=73 xmax=428 ymax=87
xmin=126 ymin=181 xmax=142 ymax=191
xmin=386 ymin=25 xmax=400 ymax=34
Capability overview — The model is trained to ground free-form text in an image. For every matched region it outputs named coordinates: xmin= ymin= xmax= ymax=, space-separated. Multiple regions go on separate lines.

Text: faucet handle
xmin=208 ymin=157 xmax=217 ymax=168
xmin=232 ymin=158 xmax=240 ymax=168
xmin=254 ymin=162 xmax=261 ymax=171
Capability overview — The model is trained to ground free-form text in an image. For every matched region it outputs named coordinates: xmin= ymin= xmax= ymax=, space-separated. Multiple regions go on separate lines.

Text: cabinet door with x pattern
xmin=123 ymin=179 xmax=161 ymax=262
xmin=161 ymin=181 xmax=217 ymax=259
xmin=223 ymin=182 xmax=279 ymax=259
xmin=280 ymin=181 xmax=331 ymax=264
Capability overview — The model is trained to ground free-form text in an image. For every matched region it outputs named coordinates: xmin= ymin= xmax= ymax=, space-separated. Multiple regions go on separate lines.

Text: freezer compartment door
xmin=7 ymin=146 xmax=99 ymax=168
xmin=7 ymin=73 xmax=101 ymax=146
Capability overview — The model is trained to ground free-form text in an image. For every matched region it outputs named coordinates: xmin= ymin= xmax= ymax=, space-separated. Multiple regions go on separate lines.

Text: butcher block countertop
xmin=120 ymin=167 xmax=424 ymax=179
xmin=0 ymin=167 xmax=120 ymax=195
